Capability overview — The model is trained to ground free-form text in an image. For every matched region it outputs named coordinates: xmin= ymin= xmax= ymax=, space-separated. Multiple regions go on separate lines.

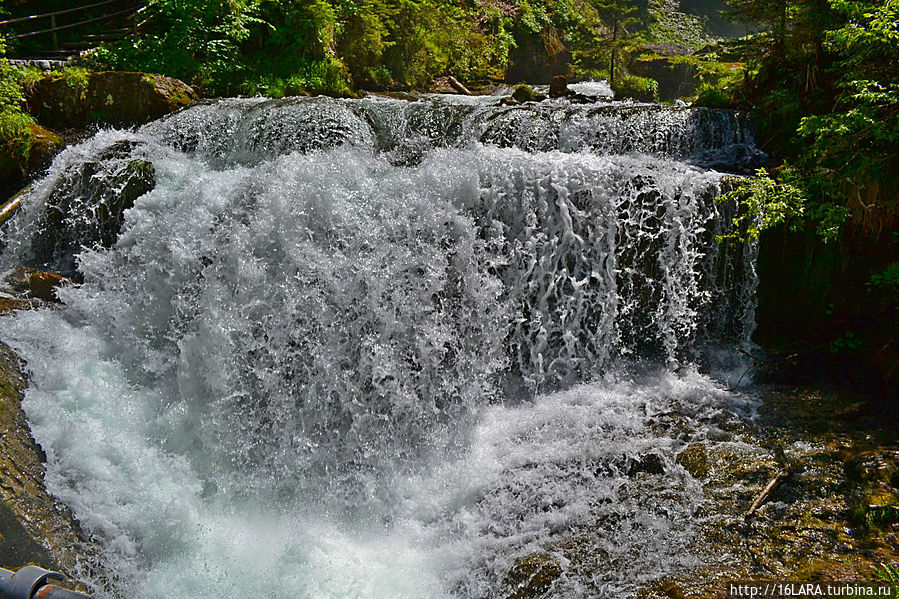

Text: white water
xmin=0 ymin=95 xmax=760 ymax=598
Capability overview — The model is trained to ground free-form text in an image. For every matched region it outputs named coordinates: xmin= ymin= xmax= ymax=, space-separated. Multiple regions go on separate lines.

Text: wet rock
xmin=0 ymin=125 xmax=64 ymax=202
xmin=511 ymin=84 xmax=545 ymax=104
xmin=658 ymin=580 xmax=687 ymax=599
xmin=30 ymin=143 xmax=155 ymax=277
xmin=549 ymin=75 xmax=570 ymax=98
xmin=0 ymin=341 xmax=85 ymax=572
xmin=841 ymin=449 xmax=899 ymax=484
xmin=676 ymin=443 xmax=710 ymax=479
xmin=27 ymin=271 xmax=73 ymax=303
xmin=629 ymin=453 xmax=667 ymax=476
xmin=504 ymin=553 xmax=563 ymax=599
xmin=25 ymin=124 xmax=64 ymax=173
xmin=649 ymin=410 xmax=695 ymax=439
xmin=26 ymin=71 xmax=198 ymax=130
xmin=0 ymin=297 xmax=32 ymax=314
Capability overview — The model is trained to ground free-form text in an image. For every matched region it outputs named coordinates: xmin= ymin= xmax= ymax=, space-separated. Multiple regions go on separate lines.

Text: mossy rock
xmin=611 ymin=75 xmax=659 ymax=103
xmin=0 ymin=124 xmax=63 ymax=202
xmin=26 ymin=71 xmax=198 ymax=130
xmin=677 ymin=443 xmax=710 ymax=479
xmin=30 ymin=142 xmax=156 ymax=277
xmin=503 ymin=553 xmax=563 ymax=599
xmin=511 ymin=84 xmax=545 ymax=104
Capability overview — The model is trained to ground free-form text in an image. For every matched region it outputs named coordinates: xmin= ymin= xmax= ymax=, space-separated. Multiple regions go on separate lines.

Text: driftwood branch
xmin=446 ymin=76 xmax=473 ymax=96
xmin=745 ymin=456 xmax=793 ymax=521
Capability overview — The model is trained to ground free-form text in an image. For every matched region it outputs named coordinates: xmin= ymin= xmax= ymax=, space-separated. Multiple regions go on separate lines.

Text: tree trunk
xmin=610 ymin=19 xmax=619 ymax=84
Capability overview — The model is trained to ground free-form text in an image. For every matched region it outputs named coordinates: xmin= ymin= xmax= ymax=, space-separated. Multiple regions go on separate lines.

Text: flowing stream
xmin=0 ymin=92 xmax=764 ymax=598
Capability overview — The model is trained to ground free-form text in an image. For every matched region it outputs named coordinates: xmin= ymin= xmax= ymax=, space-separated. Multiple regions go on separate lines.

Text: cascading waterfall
xmin=0 ymin=93 xmax=762 ymax=598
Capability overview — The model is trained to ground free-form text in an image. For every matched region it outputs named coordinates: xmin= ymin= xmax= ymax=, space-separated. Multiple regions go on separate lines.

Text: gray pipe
xmin=0 ymin=566 xmax=91 ymax=599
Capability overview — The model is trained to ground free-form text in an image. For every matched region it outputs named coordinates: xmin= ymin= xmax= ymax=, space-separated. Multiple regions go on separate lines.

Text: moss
xmin=677 ymin=443 xmax=710 ymax=479
xmin=512 ymin=83 xmax=539 ymax=103
xmin=503 ymin=553 xmax=563 ymax=598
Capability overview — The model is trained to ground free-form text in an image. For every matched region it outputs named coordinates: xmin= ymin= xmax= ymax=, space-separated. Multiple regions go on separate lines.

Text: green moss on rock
xmin=26 ymin=71 xmax=198 ymax=130
xmin=504 ymin=553 xmax=563 ymax=598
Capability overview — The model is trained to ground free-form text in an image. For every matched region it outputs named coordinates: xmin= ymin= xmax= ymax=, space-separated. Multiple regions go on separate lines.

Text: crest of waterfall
xmin=0 ymin=94 xmax=761 ymax=598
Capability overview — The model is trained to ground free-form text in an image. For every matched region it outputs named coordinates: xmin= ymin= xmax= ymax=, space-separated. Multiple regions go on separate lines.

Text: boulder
xmin=26 ymin=71 xmax=198 ymax=130
xmin=676 ymin=442 xmax=710 ymax=479
xmin=549 ymin=75 xmax=570 ymax=98
xmin=0 ymin=125 xmax=63 ymax=202
xmin=29 ymin=141 xmax=156 ymax=277
xmin=25 ymin=124 xmax=64 ymax=173
xmin=511 ymin=84 xmax=544 ymax=104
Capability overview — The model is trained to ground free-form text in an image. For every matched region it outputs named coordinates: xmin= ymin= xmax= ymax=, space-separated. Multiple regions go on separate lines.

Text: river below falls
xmin=0 ymin=92 xmax=894 ymax=598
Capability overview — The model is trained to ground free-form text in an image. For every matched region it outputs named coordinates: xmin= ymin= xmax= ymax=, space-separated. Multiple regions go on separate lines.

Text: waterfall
xmin=0 ymin=94 xmax=761 ymax=598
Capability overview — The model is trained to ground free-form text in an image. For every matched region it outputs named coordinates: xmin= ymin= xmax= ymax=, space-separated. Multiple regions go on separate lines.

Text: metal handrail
xmin=0 ymin=0 xmax=122 ymax=27
xmin=5 ymin=6 xmax=142 ymax=40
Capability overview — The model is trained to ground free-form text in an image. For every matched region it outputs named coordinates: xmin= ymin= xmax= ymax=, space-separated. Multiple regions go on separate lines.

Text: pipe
xmin=0 ymin=566 xmax=91 ymax=599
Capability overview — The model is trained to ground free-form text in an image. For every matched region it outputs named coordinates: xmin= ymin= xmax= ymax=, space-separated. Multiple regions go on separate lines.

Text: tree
xmin=590 ymin=0 xmax=639 ymax=84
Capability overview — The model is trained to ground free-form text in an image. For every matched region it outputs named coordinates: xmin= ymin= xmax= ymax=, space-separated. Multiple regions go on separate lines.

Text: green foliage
xmin=0 ymin=33 xmax=34 ymax=170
xmin=105 ymin=0 xmax=268 ymax=93
xmin=645 ymin=0 xmax=715 ymax=49
xmin=717 ymin=168 xmax=807 ymax=242
xmin=874 ymin=563 xmax=899 ymax=586
xmin=570 ymin=0 xmax=641 ymax=83
xmin=829 ymin=330 xmax=862 ymax=354
xmin=100 ymin=0 xmax=517 ymax=95
xmin=694 ymin=80 xmax=736 ymax=107
xmin=868 ymin=264 xmax=899 ymax=291
xmin=57 ymin=67 xmax=90 ymax=97
xmin=610 ymin=74 xmax=658 ymax=100
xmin=724 ymin=0 xmax=899 ymax=242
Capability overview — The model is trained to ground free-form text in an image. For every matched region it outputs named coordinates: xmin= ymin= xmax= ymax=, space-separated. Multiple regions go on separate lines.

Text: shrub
xmin=611 ymin=74 xmax=658 ymax=101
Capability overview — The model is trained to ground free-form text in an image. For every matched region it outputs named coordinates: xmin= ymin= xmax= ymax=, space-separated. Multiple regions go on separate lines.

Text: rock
xmin=26 ymin=71 xmax=198 ymax=130
xmin=676 ymin=443 xmax=710 ymax=479
xmin=0 ymin=125 xmax=63 ymax=202
xmin=25 ymin=124 xmax=64 ymax=175
xmin=29 ymin=142 xmax=156 ymax=277
xmin=511 ymin=84 xmax=544 ymax=104
xmin=0 ymin=341 xmax=85 ymax=572
xmin=610 ymin=75 xmax=659 ymax=103
xmin=28 ymin=271 xmax=73 ymax=302
xmin=629 ymin=55 xmax=699 ymax=101
xmin=2 ymin=267 xmax=73 ymax=303
xmin=505 ymin=31 xmax=570 ymax=84
xmin=842 ymin=449 xmax=899 ymax=484
xmin=549 ymin=75 xmax=570 ymax=98
xmin=658 ymin=580 xmax=687 ymax=599
xmin=504 ymin=553 xmax=563 ymax=599
xmin=629 ymin=453 xmax=666 ymax=476
xmin=0 ymin=297 xmax=32 ymax=314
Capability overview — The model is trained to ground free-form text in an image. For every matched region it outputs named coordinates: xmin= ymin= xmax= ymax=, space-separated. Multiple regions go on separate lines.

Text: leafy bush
xmin=0 ymin=34 xmax=34 ymax=176
xmin=717 ymin=167 xmax=807 ymax=242
xmin=694 ymin=81 xmax=735 ymax=107
xmin=724 ymin=0 xmax=899 ymax=241
xmin=611 ymin=74 xmax=658 ymax=101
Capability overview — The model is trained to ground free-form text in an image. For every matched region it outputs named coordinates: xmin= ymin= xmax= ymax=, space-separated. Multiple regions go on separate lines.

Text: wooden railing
xmin=0 ymin=1 xmax=145 ymax=55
